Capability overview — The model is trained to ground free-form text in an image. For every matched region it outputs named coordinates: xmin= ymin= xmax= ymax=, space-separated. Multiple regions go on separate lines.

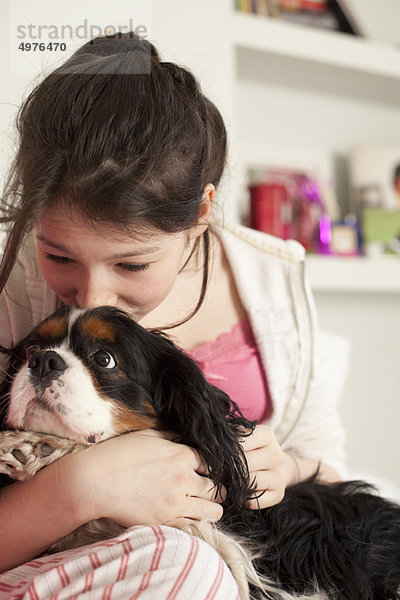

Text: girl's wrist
xmin=282 ymin=452 xmax=342 ymax=487
xmin=56 ymin=448 xmax=101 ymax=525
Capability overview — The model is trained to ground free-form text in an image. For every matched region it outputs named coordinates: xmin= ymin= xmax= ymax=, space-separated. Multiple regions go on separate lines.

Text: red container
xmin=249 ymin=183 xmax=292 ymax=239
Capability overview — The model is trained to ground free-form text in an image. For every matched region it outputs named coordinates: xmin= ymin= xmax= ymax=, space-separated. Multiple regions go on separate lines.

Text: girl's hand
xmin=241 ymin=424 xmax=287 ymax=509
xmin=72 ymin=430 xmax=223 ymax=528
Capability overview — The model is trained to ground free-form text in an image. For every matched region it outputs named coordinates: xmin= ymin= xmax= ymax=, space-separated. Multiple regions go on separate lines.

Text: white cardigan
xmin=217 ymin=222 xmax=346 ymax=477
xmin=0 ymin=222 xmax=346 ymax=476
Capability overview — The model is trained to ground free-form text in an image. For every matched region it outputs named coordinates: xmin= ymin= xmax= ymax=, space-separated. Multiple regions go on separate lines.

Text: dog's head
xmin=1 ymin=306 xmax=162 ymax=443
xmin=0 ymin=306 xmax=255 ymax=513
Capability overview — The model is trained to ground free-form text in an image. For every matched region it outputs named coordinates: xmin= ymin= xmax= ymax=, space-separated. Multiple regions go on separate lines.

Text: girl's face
xmin=36 ymin=207 xmax=201 ymax=322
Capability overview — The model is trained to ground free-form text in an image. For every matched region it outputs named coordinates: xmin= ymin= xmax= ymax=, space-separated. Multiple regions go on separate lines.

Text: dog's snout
xmin=28 ymin=350 xmax=67 ymax=379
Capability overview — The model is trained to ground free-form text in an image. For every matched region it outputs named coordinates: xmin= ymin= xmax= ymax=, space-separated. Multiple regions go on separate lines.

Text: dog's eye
xmin=26 ymin=344 xmax=40 ymax=359
xmin=92 ymin=350 xmax=116 ymax=369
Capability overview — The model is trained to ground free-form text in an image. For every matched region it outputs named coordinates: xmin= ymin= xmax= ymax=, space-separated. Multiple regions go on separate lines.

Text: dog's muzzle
xmin=28 ymin=350 xmax=67 ymax=387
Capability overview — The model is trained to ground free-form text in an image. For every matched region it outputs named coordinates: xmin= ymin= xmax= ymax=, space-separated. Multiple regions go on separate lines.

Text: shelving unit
xmin=305 ymin=254 xmax=400 ymax=293
xmin=227 ymin=6 xmax=400 ymax=299
xmin=230 ymin=7 xmax=400 ymax=210
xmin=231 ymin=10 xmax=400 ymax=81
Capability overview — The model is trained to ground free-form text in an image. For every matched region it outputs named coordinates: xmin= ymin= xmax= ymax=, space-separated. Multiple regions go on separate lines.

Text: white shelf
xmin=305 ymin=254 xmax=400 ymax=293
xmin=231 ymin=11 xmax=400 ymax=81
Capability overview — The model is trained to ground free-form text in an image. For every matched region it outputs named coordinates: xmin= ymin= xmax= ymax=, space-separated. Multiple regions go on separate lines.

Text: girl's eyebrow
xmin=35 ymin=234 xmax=162 ymax=258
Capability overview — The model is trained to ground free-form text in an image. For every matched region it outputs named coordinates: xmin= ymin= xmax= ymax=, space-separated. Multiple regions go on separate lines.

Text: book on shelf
xmin=235 ymin=0 xmax=363 ymax=35
xmin=331 ymin=0 xmax=363 ymax=36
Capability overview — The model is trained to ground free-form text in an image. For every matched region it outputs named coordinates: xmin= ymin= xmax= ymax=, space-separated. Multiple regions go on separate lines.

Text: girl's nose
xmin=75 ymin=276 xmax=118 ymax=309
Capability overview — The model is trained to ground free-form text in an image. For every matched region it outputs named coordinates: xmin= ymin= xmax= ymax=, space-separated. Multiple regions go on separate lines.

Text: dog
xmin=0 ymin=305 xmax=399 ymax=600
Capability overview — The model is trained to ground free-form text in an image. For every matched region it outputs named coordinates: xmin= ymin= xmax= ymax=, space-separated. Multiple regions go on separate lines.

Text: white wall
xmin=315 ymin=291 xmax=400 ymax=490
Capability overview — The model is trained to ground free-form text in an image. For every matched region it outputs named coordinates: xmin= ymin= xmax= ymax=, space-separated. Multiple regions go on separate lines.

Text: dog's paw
xmin=0 ymin=430 xmax=84 ymax=481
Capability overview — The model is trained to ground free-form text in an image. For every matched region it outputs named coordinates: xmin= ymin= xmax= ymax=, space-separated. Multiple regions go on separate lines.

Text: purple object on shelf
xmin=318 ymin=214 xmax=332 ymax=254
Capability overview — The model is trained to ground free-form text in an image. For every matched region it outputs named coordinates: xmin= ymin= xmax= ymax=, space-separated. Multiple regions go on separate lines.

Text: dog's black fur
xmin=1 ymin=305 xmax=399 ymax=600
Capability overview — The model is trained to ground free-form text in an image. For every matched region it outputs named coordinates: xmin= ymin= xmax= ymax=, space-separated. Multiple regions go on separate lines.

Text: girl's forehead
xmin=36 ymin=207 xmax=189 ymax=260
xmin=37 ymin=206 xmax=166 ymax=245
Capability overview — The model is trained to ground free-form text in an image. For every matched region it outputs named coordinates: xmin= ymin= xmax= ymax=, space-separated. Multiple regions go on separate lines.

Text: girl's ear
xmin=189 ymin=183 xmax=215 ymax=240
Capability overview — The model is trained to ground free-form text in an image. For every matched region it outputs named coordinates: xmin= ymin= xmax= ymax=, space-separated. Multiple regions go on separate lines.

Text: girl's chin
xmin=57 ymin=297 xmax=76 ymax=307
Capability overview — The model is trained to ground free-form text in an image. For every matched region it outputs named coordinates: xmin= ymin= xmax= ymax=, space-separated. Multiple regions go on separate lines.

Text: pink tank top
xmin=187 ymin=319 xmax=272 ymax=423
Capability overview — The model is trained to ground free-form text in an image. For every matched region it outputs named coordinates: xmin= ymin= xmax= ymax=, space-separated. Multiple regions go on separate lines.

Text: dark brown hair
xmin=0 ymin=32 xmax=228 ymax=328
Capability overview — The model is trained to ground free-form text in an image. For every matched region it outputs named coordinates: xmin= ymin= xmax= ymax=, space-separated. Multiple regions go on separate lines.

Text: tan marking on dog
xmin=111 ymin=400 xmax=160 ymax=434
xmin=37 ymin=317 xmax=68 ymax=340
xmin=79 ymin=317 xmax=116 ymax=342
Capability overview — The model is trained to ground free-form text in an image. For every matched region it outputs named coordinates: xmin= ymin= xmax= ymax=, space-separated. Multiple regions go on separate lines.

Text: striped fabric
xmin=0 ymin=526 xmax=240 ymax=600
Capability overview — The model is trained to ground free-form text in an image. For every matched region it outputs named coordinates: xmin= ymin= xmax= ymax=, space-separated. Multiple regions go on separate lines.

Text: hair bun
xmin=162 ymin=62 xmax=185 ymax=85
xmin=72 ymin=32 xmax=161 ymax=62
xmin=116 ymin=37 xmax=153 ymax=57
xmin=162 ymin=62 xmax=198 ymax=95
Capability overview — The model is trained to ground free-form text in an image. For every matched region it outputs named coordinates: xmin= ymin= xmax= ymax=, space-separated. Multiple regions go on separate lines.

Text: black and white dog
xmin=0 ymin=306 xmax=399 ymax=600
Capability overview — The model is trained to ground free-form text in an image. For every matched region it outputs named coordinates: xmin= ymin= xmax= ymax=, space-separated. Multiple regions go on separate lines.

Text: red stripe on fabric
xmin=57 ymin=564 xmax=70 ymax=587
xmin=116 ymin=553 xmax=129 ymax=582
xmin=84 ymin=570 xmax=95 ymax=592
xmin=89 ymin=551 xmax=101 ymax=569
xmin=102 ymin=584 xmax=113 ymax=600
xmin=122 ymin=537 xmax=133 ymax=553
xmin=116 ymin=539 xmax=133 ymax=582
xmin=96 ymin=539 xmax=122 ymax=548
xmin=166 ymin=536 xmax=200 ymax=600
xmin=89 ymin=533 xmax=134 ymax=553
xmin=129 ymin=526 xmax=166 ymax=600
xmin=0 ymin=583 xmax=14 ymax=591
xmin=149 ymin=526 xmax=165 ymax=571
xmin=99 ymin=536 xmax=136 ymax=599
xmin=205 ymin=557 xmax=224 ymax=600
xmin=100 ymin=536 xmax=136 ymax=600
xmin=27 ymin=581 xmax=40 ymax=600
xmin=24 ymin=560 xmax=45 ymax=569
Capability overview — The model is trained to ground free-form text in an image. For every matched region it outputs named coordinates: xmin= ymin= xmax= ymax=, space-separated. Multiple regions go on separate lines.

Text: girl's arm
xmin=282 ymin=451 xmax=341 ymax=487
xmin=0 ymin=430 xmax=222 ymax=573
xmin=0 ymin=450 xmax=92 ymax=572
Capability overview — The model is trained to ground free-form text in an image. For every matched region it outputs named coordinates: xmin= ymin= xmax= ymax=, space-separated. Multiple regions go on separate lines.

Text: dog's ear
xmin=0 ymin=305 xmax=71 ymax=430
xmin=0 ymin=339 xmax=28 ymax=430
xmin=151 ymin=343 xmax=256 ymax=515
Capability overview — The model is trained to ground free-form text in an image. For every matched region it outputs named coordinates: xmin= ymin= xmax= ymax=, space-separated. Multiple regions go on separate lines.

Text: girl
xmin=0 ymin=32 xmax=345 ymax=599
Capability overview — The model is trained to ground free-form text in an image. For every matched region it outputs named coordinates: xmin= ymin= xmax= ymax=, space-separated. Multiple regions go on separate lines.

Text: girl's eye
xmin=45 ymin=253 xmax=73 ymax=265
xmin=118 ymin=263 xmax=150 ymax=273
xmin=92 ymin=350 xmax=116 ymax=369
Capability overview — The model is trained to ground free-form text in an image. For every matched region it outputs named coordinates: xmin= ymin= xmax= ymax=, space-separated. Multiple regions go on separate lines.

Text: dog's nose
xmin=28 ymin=350 xmax=67 ymax=379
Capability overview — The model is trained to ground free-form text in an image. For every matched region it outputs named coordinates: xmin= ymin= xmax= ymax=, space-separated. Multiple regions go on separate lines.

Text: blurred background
xmin=1 ymin=0 xmax=399 ymax=492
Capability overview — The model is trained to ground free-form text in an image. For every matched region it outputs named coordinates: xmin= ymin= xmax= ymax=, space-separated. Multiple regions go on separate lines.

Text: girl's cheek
xmin=39 ymin=263 xmax=73 ymax=297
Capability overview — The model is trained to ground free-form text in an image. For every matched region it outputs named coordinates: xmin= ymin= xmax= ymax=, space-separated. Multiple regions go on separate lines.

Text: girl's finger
xmin=246 ymin=470 xmax=285 ymax=508
xmin=245 ymin=446 xmax=283 ymax=472
xmin=246 ymin=487 xmax=285 ymax=510
xmin=240 ymin=424 xmax=274 ymax=451
xmin=179 ymin=497 xmax=224 ymax=523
